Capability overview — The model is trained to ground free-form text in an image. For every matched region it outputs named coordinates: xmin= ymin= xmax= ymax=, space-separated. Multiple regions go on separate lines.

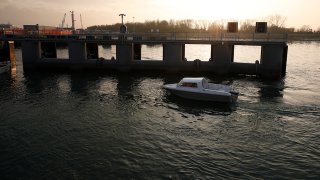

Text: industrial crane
xmin=60 ymin=13 xmax=66 ymax=28
xmin=70 ymin=11 xmax=75 ymax=30
xmin=80 ymin=14 xmax=83 ymax=29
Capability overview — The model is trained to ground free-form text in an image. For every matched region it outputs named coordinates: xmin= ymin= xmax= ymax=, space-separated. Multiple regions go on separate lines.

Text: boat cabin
xmin=177 ymin=77 xmax=209 ymax=89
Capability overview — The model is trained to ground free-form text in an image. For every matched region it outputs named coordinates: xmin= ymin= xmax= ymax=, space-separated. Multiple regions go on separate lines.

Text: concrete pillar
xmin=41 ymin=42 xmax=57 ymax=58
xmin=231 ymin=46 xmax=234 ymax=63
xmin=182 ymin=44 xmax=185 ymax=60
xmin=86 ymin=43 xmax=99 ymax=59
xmin=21 ymin=41 xmax=41 ymax=69
xmin=260 ymin=45 xmax=284 ymax=79
xmin=68 ymin=42 xmax=86 ymax=62
xmin=211 ymin=43 xmax=234 ymax=64
xmin=133 ymin=44 xmax=141 ymax=60
xmin=116 ymin=44 xmax=133 ymax=64
xmin=211 ymin=43 xmax=234 ymax=74
xmin=281 ymin=45 xmax=288 ymax=77
xmin=163 ymin=43 xmax=184 ymax=65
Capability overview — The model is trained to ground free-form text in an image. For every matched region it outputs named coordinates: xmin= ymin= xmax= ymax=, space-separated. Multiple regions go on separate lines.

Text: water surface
xmin=0 ymin=42 xmax=319 ymax=179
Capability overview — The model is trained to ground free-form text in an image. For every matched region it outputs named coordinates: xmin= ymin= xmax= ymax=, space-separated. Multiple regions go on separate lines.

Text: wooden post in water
xmin=8 ymin=41 xmax=16 ymax=71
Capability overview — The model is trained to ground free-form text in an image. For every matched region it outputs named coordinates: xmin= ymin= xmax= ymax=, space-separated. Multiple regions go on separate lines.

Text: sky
xmin=0 ymin=0 xmax=319 ymax=30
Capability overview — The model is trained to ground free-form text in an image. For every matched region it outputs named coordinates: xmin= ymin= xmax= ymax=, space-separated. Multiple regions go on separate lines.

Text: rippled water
xmin=0 ymin=42 xmax=319 ymax=179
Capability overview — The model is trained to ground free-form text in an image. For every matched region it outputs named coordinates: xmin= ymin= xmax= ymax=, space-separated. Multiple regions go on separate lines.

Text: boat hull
xmin=166 ymin=88 xmax=237 ymax=103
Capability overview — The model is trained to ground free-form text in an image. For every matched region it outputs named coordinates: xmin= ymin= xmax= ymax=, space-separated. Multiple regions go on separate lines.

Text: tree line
xmin=87 ymin=15 xmax=320 ymax=33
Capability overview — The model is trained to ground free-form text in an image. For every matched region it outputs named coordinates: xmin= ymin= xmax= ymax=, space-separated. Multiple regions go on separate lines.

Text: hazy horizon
xmin=0 ymin=0 xmax=319 ymax=30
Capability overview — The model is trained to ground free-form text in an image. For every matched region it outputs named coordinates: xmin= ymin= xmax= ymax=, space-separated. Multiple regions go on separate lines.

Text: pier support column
xmin=163 ymin=43 xmax=184 ymax=68
xmin=182 ymin=44 xmax=185 ymax=61
xmin=133 ymin=44 xmax=141 ymax=60
xmin=21 ymin=41 xmax=41 ymax=69
xmin=69 ymin=42 xmax=86 ymax=63
xmin=260 ymin=45 xmax=284 ymax=79
xmin=281 ymin=45 xmax=288 ymax=77
xmin=116 ymin=44 xmax=133 ymax=65
xmin=211 ymin=43 xmax=234 ymax=74
xmin=8 ymin=41 xmax=16 ymax=70
xmin=41 ymin=42 xmax=57 ymax=58
xmin=86 ymin=43 xmax=99 ymax=59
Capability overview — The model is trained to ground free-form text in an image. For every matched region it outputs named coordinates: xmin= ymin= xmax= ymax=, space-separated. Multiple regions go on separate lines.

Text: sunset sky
xmin=0 ymin=0 xmax=319 ymax=29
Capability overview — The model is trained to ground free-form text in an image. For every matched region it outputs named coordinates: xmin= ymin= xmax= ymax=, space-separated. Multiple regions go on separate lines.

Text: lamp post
xmin=119 ymin=14 xmax=126 ymax=25
xmin=119 ymin=13 xmax=127 ymax=34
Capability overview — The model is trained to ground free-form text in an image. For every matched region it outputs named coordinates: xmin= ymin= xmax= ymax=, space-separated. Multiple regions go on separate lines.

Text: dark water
xmin=0 ymin=42 xmax=320 ymax=179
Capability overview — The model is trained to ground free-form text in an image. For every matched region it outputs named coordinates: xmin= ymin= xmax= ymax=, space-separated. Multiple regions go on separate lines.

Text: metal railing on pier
xmin=1 ymin=31 xmax=319 ymax=42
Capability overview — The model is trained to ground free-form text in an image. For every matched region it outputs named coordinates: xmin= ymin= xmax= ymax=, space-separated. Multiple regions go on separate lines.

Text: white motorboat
xmin=163 ymin=77 xmax=238 ymax=103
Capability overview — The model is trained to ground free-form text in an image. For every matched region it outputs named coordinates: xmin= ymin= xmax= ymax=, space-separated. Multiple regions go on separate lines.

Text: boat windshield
xmin=179 ymin=82 xmax=198 ymax=88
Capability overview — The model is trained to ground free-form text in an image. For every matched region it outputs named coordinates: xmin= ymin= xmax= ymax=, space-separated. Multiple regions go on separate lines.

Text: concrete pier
xmin=1 ymin=33 xmax=288 ymax=79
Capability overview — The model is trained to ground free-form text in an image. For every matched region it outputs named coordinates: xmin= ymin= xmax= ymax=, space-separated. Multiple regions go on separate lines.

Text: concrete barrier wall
xmin=69 ymin=42 xmax=86 ymax=63
xmin=163 ymin=43 xmax=184 ymax=65
xmin=260 ymin=45 xmax=284 ymax=79
xmin=116 ymin=44 xmax=133 ymax=65
xmin=211 ymin=43 xmax=234 ymax=74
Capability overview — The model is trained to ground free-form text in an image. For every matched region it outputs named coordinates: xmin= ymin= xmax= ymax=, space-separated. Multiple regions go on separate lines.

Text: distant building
xmin=23 ymin=24 xmax=57 ymax=31
xmin=0 ymin=23 xmax=20 ymax=31
xmin=0 ymin=24 xmax=13 ymax=29
xmin=23 ymin=25 xmax=39 ymax=31
xmin=0 ymin=23 xmax=23 ymax=36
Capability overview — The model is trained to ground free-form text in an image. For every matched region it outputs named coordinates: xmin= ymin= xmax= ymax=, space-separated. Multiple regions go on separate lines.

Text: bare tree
xmin=198 ymin=20 xmax=210 ymax=31
xmin=298 ymin=25 xmax=312 ymax=32
xmin=208 ymin=21 xmax=224 ymax=34
xmin=240 ymin=19 xmax=255 ymax=32
xmin=266 ymin=14 xmax=287 ymax=28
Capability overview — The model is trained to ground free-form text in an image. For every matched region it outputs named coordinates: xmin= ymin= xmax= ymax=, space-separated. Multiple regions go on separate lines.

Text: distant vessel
xmin=163 ymin=77 xmax=238 ymax=103
xmin=0 ymin=61 xmax=10 ymax=74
